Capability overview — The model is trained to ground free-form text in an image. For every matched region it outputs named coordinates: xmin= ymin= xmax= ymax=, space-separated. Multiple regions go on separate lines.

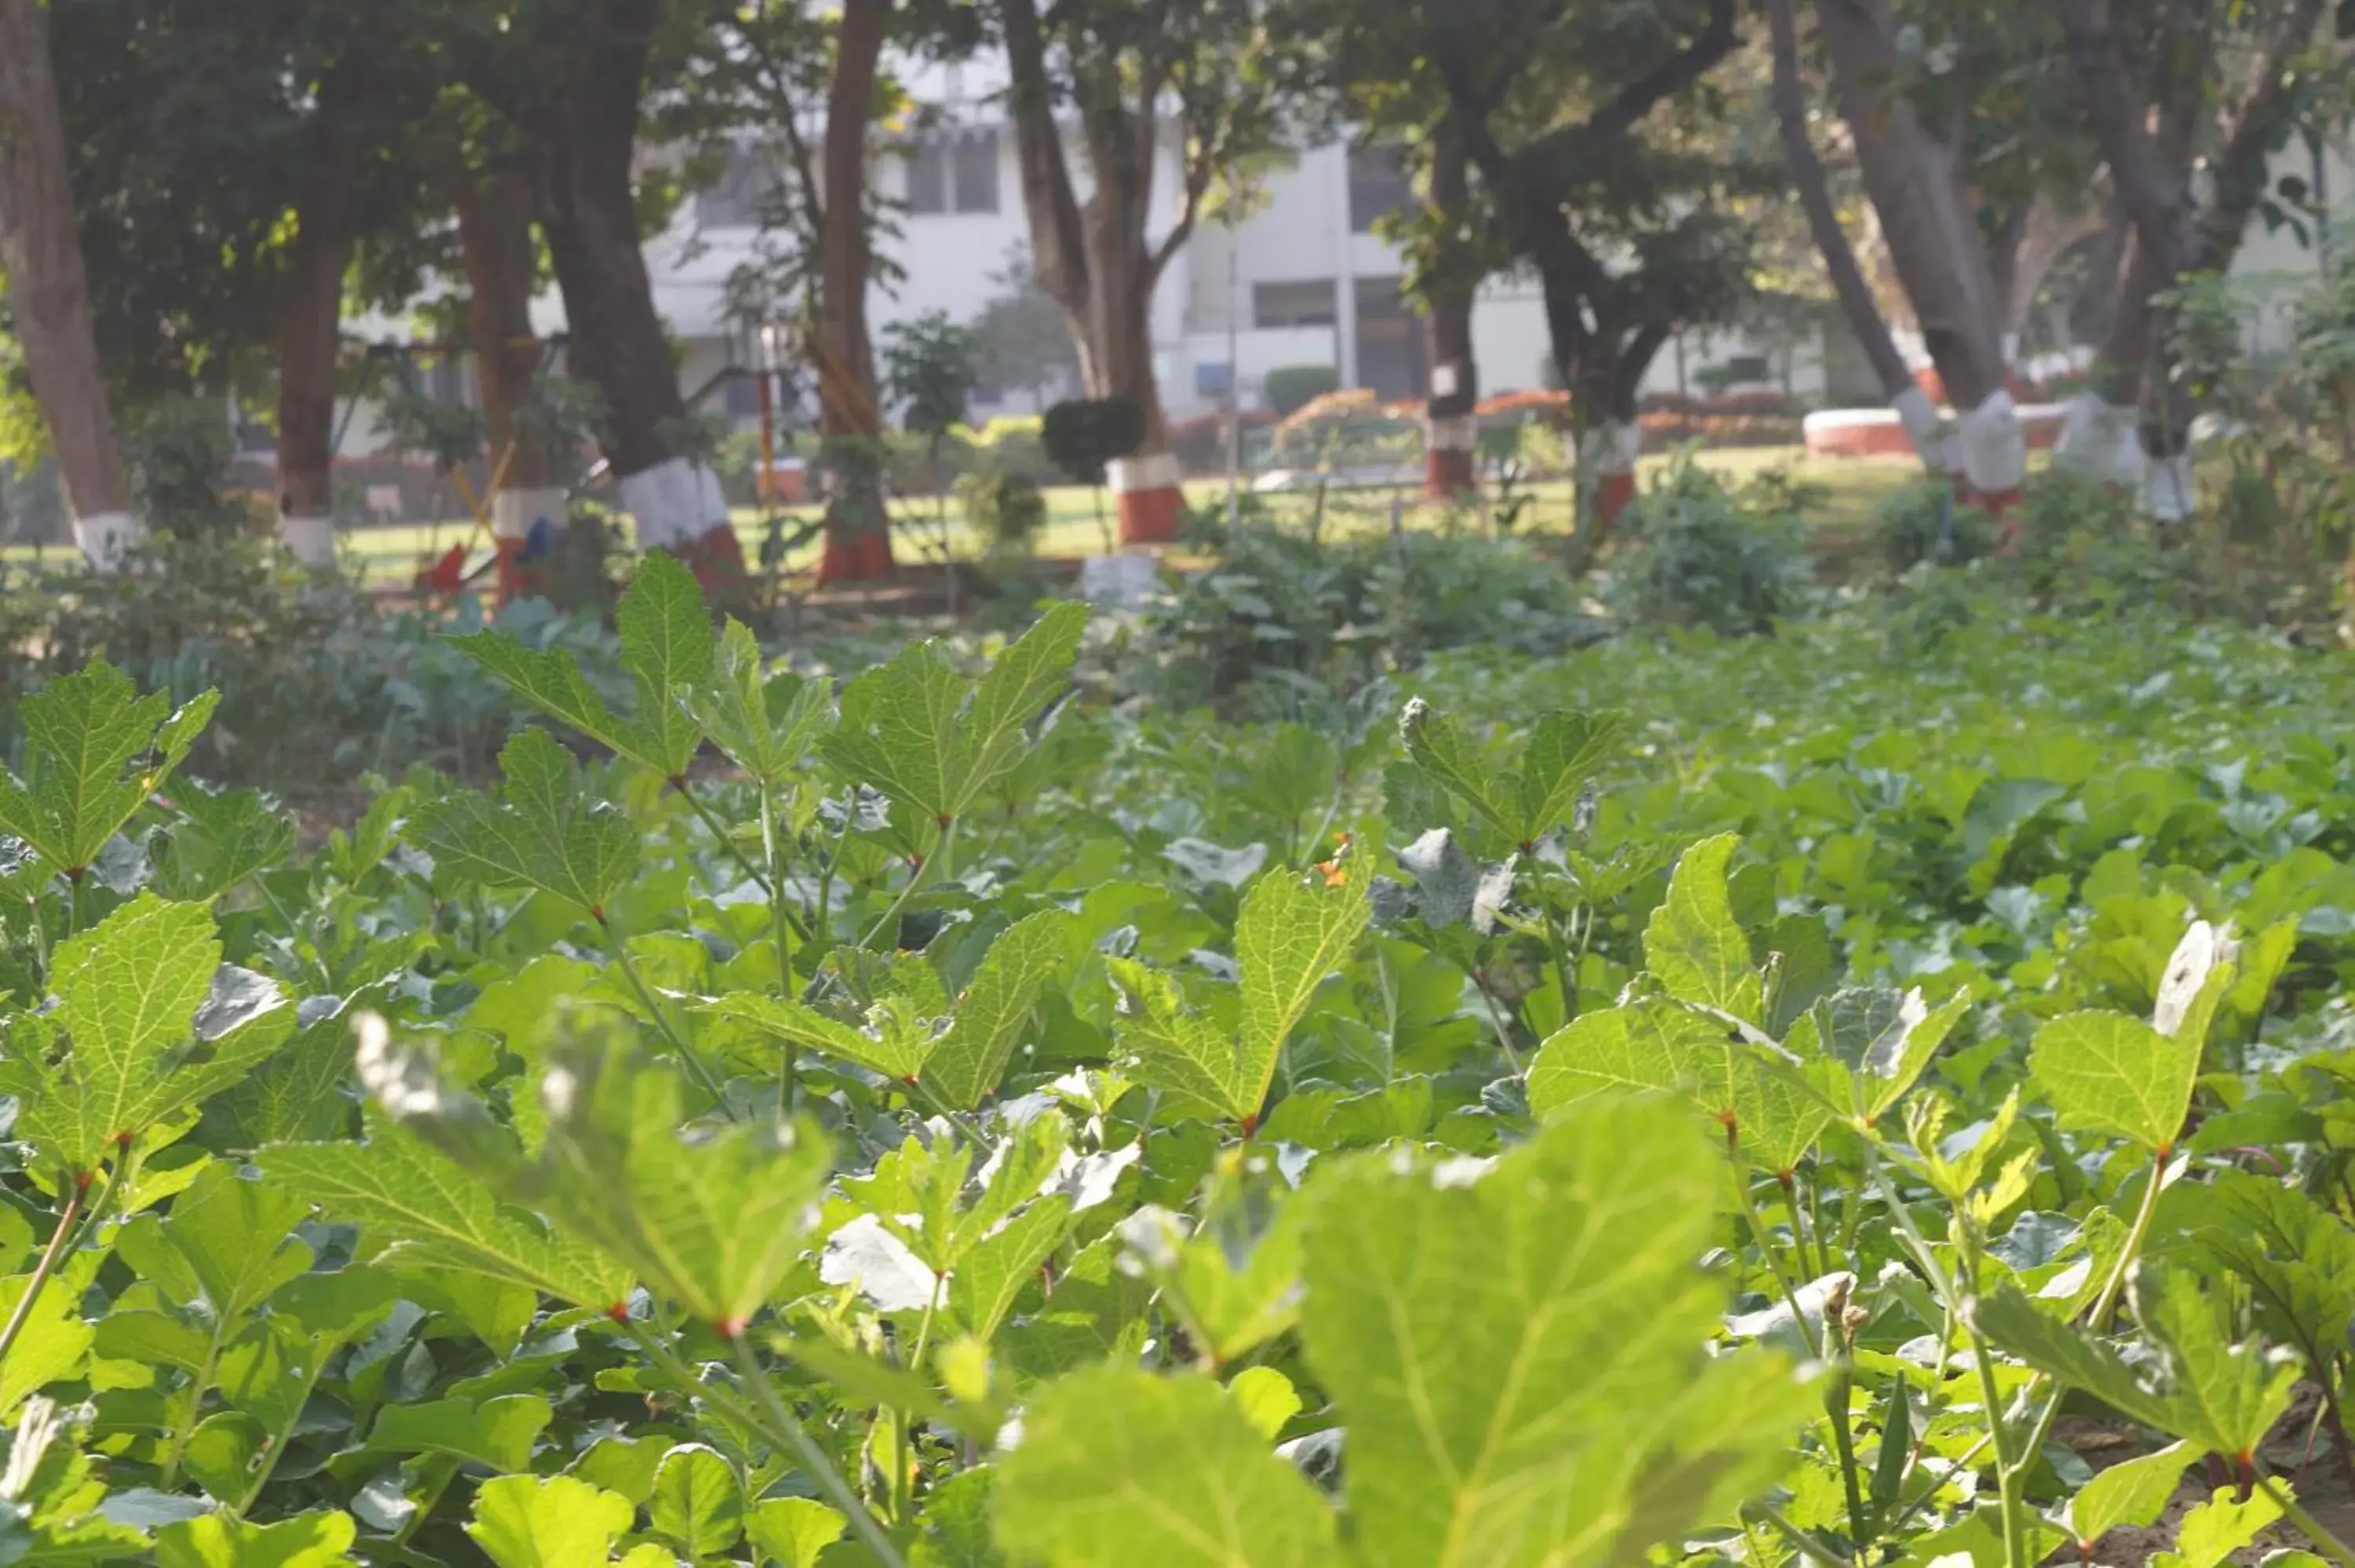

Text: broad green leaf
xmin=707 ymin=993 xmax=935 ymax=1083
xmin=1229 ymin=1366 xmax=1301 ymax=1439
xmin=370 ymin=1395 xmax=552 ymax=1471
xmin=1110 ymin=959 xmax=1254 ymax=1125
xmin=685 ymin=618 xmax=830 ymax=785
xmin=262 ymin=1116 xmax=631 ymax=1312
xmin=1513 ymin=709 xmax=1627 ymax=844
xmin=0 ymin=1275 xmax=93 ymax=1417
xmin=1117 ymin=1204 xmax=1303 ymax=1366
xmin=995 ymin=1365 xmax=1335 ymax=1568
xmin=2030 ymin=1010 xmax=2201 ymax=1154
xmin=2068 ymin=1439 xmax=2193 ymax=1545
xmin=0 ymin=662 xmax=214 ymax=875
xmin=926 ymin=910 xmax=1075 ymax=1109
xmin=5 ymin=893 xmax=293 ymax=1176
xmin=1398 ymin=698 xmax=1514 ymax=842
xmin=1645 ymin=835 xmax=1762 ymax=1023
xmin=649 ymin=1442 xmax=744 ymax=1558
xmin=615 ymin=550 xmax=716 ymax=775
xmin=1236 ymin=870 xmax=1370 ymax=1097
xmin=746 ymin=1497 xmax=846 ymax=1568
xmin=823 ymin=603 xmax=1086 ymax=827
xmin=203 ymin=1005 xmax=366 ymax=1148
xmin=949 ymin=1196 xmax=1072 ymax=1342
xmin=155 ymin=1510 xmax=359 ymax=1568
xmin=2165 ymin=1485 xmax=2284 ymax=1568
xmin=1299 ymin=1096 xmax=1813 ymax=1568
xmin=150 ymin=783 xmax=296 ymax=902
xmin=500 ymin=1044 xmax=831 ymax=1334
xmin=458 ymin=552 xmax=714 ymax=777
xmin=138 ymin=1161 xmax=312 ymax=1322
xmin=1791 ymin=987 xmax=1971 ymax=1125
xmin=2196 ymin=1169 xmax=2355 ymax=1355
xmin=466 ymin=1475 xmax=635 ymax=1568
xmin=407 ymin=727 xmax=638 ymax=917
xmin=1527 ymin=1002 xmax=1732 ymax=1115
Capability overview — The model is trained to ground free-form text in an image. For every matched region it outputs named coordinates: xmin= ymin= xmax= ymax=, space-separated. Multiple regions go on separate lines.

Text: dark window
xmin=1349 ymin=145 xmax=1415 ymax=233
xmin=952 ymin=130 xmax=999 ymax=213
xmin=907 ymin=140 xmax=950 ymax=214
xmin=1254 ymin=279 xmax=1338 ymax=329
xmin=1354 ymin=276 xmax=1426 ymax=400
xmin=1722 ymin=353 xmax=1773 ymax=383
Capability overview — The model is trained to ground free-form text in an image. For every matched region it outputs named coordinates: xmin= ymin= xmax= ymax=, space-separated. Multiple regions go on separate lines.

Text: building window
xmin=697 ymin=145 xmax=776 ymax=230
xmin=1349 ymin=144 xmax=1415 ymax=233
xmin=953 ymin=131 xmax=999 ymax=212
xmin=1254 ymin=279 xmax=1338 ymax=329
xmin=908 ymin=129 xmax=999 ymax=216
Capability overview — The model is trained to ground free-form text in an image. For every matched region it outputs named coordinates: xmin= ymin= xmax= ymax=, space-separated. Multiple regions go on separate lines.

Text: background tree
xmin=2058 ymin=0 xmax=2335 ymax=518
xmin=0 ymin=0 xmax=135 ymax=566
xmin=969 ymin=245 xmax=1080 ymax=410
xmin=996 ymin=0 xmax=1285 ymax=544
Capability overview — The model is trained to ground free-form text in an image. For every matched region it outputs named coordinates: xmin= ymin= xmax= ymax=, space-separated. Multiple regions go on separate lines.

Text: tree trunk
xmin=275 ymin=58 xmax=376 ymax=569
xmin=1422 ymin=129 xmax=1481 ymax=501
xmin=452 ymin=151 xmax=564 ymax=601
xmin=814 ymin=0 xmax=893 ymax=585
xmin=524 ymin=0 xmax=741 ymax=595
xmin=1815 ymin=0 xmax=2022 ymax=504
xmin=1000 ymin=0 xmax=1186 ymax=545
xmin=1766 ymin=0 xmax=1930 ymax=463
xmin=0 ymin=0 xmax=135 ymax=567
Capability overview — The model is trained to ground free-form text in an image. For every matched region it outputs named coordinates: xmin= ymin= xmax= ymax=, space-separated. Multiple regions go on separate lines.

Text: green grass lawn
xmin=0 ymin=447 xmax=1919 ymax=581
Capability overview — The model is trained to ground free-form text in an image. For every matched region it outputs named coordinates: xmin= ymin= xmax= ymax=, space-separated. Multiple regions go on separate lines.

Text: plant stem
xmin=1726 ymin=1139 xmax=1808 ymax=1325
xmin=0 ymin=1180 xmax=83 ymax=1369
xmin=760 ymin=786 xmax=798 ymax=1114
xmin=159 ymin=1318 xmax=230 ymax=1490
xmin=1777 ymin=1171 xmax=1823 ymax=1282
xmin=860 ymin=817 xmax=955 ymax=952
xmin=601 ymin=920 xmax=736 ymax=1118
xmin=2262 ymin=1471 xmax=2355 ymax=1568
xmin=676 ymin=779 xmax=775 ymax=899
xmin=1745 ymin=1499 xmax=1853 ymax=1567
xmin=718 ymin=1329 xmax=907 ymax=1568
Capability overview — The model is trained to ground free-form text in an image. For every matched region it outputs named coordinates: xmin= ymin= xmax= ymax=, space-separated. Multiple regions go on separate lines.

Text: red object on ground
xmin=418 ymin=543 xmax=468 ymax=594
xmin=1596 ymin=472 xmax=1638 ymax=525
xmin=1115 ymin=483 xmax=1185 ymax=544
xmin=815 ymin=526 xmax=894 ymax=586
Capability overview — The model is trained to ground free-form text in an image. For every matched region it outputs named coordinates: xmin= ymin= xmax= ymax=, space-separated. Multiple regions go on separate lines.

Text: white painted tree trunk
xmin=619 ymin=458 xmax=730 ymax=550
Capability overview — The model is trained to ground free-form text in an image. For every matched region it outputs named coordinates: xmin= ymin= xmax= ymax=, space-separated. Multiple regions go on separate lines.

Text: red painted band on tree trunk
xmin=1425 ymin=447 xmax=1477 ymax=501
xmin=816 ymin=527 xmax=894 ymax=586
xmin=1597 ymin=472 xmax=1638 ymax=525
xmin=1116 ymin=485 xmax=1185 ymax=545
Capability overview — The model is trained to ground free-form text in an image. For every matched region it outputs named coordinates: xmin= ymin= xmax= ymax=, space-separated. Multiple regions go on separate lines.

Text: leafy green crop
xmin=1 ymin=571 xmax=2353 ymax=1566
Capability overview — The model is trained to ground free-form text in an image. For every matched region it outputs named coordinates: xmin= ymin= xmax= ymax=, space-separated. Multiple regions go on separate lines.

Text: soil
xmin=2058 ymin=1385 xmax=2355 ymax=1565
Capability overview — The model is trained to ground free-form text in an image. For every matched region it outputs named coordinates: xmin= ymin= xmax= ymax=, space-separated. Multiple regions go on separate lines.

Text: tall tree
xmin=2057 ymin=0 xmax=2331 ymax=520
xmin=998 ymin=0 xmax=1281 ymax=544
xmin=1414 ymin=0 xmax=1760 ymax=560
xmin=0 ymin=0 xmax=135 ymax=567
xmin=1408 ymin=130 xmax=1490 ymax=500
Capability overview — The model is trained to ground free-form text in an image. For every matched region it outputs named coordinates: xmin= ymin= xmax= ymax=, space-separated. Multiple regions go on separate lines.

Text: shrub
xmin=1042 ymin=397 xmax=1146 ymax=485
xmin=1871 ymin=475 xmax=2002 ymax=574
xmin=958 ymin=469 xmax=1048 ymax=555
xmin=1604 ymin=458 xmax=1813 ymax=635
xmin=1263 ymin=363 xmax=1342 ymax=417
xmin=129 ymin=396 xmax=252 ymax=542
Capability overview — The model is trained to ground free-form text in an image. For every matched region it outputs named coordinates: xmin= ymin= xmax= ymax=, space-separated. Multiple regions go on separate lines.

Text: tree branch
xmin=1514 ymin=0 xmax=1740 ymax=170
xmin=997 ymin=0 xmax=1090 ymax=314
xmin=2060 ymin=0 xmax=2199 ymax=273
xmin=2195 ymin=0 xmax=2328 ymax=273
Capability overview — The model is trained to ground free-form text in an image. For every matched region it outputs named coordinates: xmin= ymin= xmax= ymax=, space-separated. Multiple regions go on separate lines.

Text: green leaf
xmin=1398 ymin=698 xmax=1514 ymax=843
xmin=1109 ymin=957 xmax=1252 ymax=1125
xmin=466 ymin=1474 xmax=636 ymax=1568
xmin=2165 ymin=1485 xmax=2284 ymax=1568
xmin=2196 ymin=1169 xmax=2355 ymax=1355
xmin=499 ymin=1043 xmax=831 ymax=1333
xmin=2068 ymin=1439 xmax=2193 ymax=1545
xmin=649 ymin=1442 xmax=745 ymax=1558
xmin=407 ymin=727 xmax=638 ymax=917
xmin=746 ymin=1497 xmax=846 ymax=1568
xmin=0 ymin=1275 xmax=93 ymax=1417
xmin=370 ymin=1395 xmax=552 ymax=1471
xmin=821 ymin=603 xmax=1086 ymax=827
xmin=995 ymin=1365 xmax=1335 ymax=1568
xmin=5 ymin=893 xmax=292 ymax=1176
xmin=0 ymin=662 xmax=214 ymax=875
xmin=452 ymin=635 xmax=640 ymax=761
xmin=141 ymin=1161 xmax=313 ymax=1322
xmin=1513 ymin=709 xmax=1627 ymax=844
xmin=708 ymin=992 xmax=936 ymax=1084
xmin=263 ymin=1116 xmax=631 ymax=1312
xmin=1299 ymin=1095 xmax=1813 ymax=1568
xmin=1228 ymin=1366 xmax=1301 ymax=1439
xmin=685 ymin=619 xmax=830 ymax=785
xmin=1236 ymin=868 xmax=1370 ymax=1090
xmin=150 ymin=783 xmax=296 ymax=902
xmin=1527 ymin=1001 xmax=1732 ymax=1115
xmin=1645 ymin=835 xmax=1762 ymax=1023
xmin=2030 ymin=1010 xmax=2201 ymax=1154
xmin=951 ymin=1195 xmax=1072 ymax=1343
xmin=154 ymin=1510 xmax=359 ymax=1568
xmin=926 ymin=910 xmax=1074 ymax=1110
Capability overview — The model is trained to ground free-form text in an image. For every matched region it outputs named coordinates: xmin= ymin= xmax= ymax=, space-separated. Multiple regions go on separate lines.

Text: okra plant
xmin=0 ymin=558 xmax=2348 ymax=1566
